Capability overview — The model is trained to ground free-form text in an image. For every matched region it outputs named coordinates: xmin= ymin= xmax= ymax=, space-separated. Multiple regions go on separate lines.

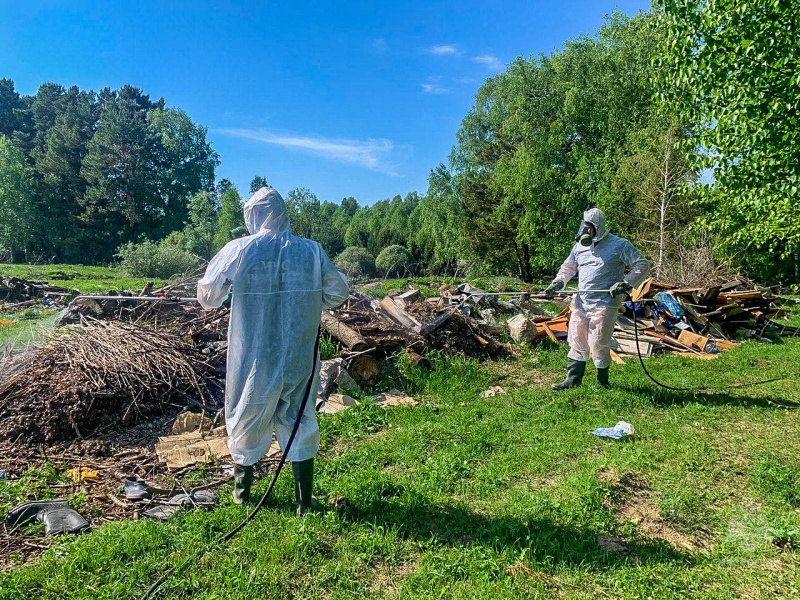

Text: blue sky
xmin=1 ymin=0 xmax=649 ymax=206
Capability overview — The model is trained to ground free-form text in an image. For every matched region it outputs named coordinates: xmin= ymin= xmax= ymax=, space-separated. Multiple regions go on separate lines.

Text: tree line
xmin=2 ymin=3 xmax=797 ymax=284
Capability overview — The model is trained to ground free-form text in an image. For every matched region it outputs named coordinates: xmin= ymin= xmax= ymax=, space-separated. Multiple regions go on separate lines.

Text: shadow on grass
xmin=626 ymin=384 xmax=800 ymax=410
xmin=343 ymin=495 xmax=687 ymax=570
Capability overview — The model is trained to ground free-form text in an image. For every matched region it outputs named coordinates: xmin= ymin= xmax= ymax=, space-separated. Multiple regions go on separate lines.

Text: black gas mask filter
xmin=578 ymin=222 xmax=596 ymax=247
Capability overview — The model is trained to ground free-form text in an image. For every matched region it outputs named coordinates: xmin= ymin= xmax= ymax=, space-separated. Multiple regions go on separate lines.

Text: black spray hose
xmin=141 ymin=330 xmax=322 ymax=600
xmin=629 ymin=299 xmax=794 ymax=401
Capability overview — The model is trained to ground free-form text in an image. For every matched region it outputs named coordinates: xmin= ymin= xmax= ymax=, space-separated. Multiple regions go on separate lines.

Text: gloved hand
xmin=610 ymin=281 xmax=632 ymax=298
xmin=222 ymin=291 xmax=233 ymax=307
xmin=544 ymin=280 xmax=564 ymax=299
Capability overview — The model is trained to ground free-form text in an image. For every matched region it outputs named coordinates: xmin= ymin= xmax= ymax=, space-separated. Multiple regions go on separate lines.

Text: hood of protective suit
xmin=243 ymin=187 xmax=291 ymax=235
xmin=581 ymin=208 xmax=609 ymax=243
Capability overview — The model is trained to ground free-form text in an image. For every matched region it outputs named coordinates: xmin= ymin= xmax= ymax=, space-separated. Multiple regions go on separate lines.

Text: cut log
xmin=321 ymin=311 xmax=369 ymax=351
xmin=347 ymin=355 xmax=380 ymax=385
xmin=404 ymin=351 xmax=431 ymax=369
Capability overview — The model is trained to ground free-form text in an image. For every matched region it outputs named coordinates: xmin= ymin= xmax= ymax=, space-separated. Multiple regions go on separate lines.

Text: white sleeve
xmin=197 ymin=241 xmax=241 ymax=309
xmin=320 ymin=249 xmax=349 ymax=309
xmin=622 ymin=241 xmax=650 ymax=288
xmin=554 ymin=247 xmax=578 ymax=286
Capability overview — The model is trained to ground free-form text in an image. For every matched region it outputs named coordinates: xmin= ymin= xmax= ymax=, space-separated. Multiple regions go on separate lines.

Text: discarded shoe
xmin=42 ymin=508 xmax=89 ymax=536
xmin=168 ymin=490 xmax=216 ymax=507
xmin=143 ymin=505 xmax=182 ymax=521
xmin=124 ymin=477 xmax=150 ymax=501
xmin=6 ymin=499 xmax=89 ymax=535
xmin=6 ymin=499 xmax=67 ymax=526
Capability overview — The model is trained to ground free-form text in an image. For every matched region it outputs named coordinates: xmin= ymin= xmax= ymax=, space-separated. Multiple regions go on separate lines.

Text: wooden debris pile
xmin=519 ymin=278 xmax=797 ymax=361
xmin=0 ymin=276 xmax=78 ymax=310
xmin=0 ymin=319 xmax=219 ymax=444
xmin=322 ymin=290 xmax=507 ymax=370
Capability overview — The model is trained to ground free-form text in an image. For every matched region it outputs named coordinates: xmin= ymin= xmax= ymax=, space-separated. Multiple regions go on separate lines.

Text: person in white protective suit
xmin=197 ymin=187 xmax=349 ymax=511
xmin=544 ymin=208 xmax=649 ymax=390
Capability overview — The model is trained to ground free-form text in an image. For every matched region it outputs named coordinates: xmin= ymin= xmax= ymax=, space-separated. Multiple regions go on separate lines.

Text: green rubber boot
xmin=551 ymin=359 xmax=586 ymax=391
xmin=292 ymin=458 xmax=322 ymax=516
xmin=596 ymin=367 xmax=611 ymax=389
xmin=232 ymin=464 xmax=253 ymax=505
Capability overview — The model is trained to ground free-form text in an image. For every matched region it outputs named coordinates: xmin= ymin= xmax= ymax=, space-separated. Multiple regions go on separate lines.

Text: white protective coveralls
xmin=197 ymin=187 xmax=349 ymax=466
xmin=552 ymin=208 xmax=649 ymax=369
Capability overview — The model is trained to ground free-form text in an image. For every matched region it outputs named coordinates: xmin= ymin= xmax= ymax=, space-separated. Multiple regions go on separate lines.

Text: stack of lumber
xmin=508 ymin=278 xmax=797 ymax=361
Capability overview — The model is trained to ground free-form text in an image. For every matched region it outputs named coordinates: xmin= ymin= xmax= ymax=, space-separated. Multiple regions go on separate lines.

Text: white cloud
xmin=217 ymin=128 xmax=405 ymax=175
xmin=428 ymin=44 xmax=460 ymax=56
xmin=472 ymin=54 xmax=504 ymax=71
xmin=422 ymin=82 xmax=449 ymax=94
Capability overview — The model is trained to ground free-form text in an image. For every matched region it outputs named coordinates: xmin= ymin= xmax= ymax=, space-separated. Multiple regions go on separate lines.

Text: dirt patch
xmin=370 ymin=559 xmax=418 ymax=595
xmin=489 ymin=360 xmax=554 ymax=388
xmin=602 ymin=471 xmax=708 ymax=552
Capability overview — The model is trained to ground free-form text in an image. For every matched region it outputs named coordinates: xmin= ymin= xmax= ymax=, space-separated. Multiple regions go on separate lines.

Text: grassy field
xmin=1 ymin=272 xmax=799 ymax=599
xmin=0 ymin=263 xmax=164 ymax=295
xmin=0 ymin=264 xmax=165 ymax=351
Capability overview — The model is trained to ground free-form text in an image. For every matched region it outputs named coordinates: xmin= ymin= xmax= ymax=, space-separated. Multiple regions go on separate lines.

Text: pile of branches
xmin=0 ymin=319 xmax=215 ymax=444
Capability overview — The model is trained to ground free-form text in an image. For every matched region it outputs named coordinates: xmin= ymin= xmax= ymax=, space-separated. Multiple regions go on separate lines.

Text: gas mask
xmin=578 ymin=222 xmax=596 ymax=247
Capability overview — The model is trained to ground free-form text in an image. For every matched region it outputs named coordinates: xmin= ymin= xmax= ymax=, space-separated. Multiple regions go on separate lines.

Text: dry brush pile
xmin=0 ymin=319 xmax=215 ymax=444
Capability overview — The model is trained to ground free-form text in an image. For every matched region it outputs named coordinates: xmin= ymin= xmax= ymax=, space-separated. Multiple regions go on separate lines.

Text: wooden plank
xmin=380 ymin=296 xmax=423 ymax=333
xmin=420 ymin=311 xmax=452 ymax=336
xmin=677 ymin=351 xmax=719 ymax=360
xmin=678 ymin=330 xmax=711 ymax=352
xmin=631 ymin=278 xmax=652 ymax=302
xmin=614 ymin=337 xmax=653 ymax=357
xmin=713 ymin=340 xmax=737 ymax=351
xmin=396 ymin=289 xmax=421 ymax=307
xmin=541 ymin=322 xmax=559 ymax=343
xmin=610 ymin=350 xmax=626 ymax=365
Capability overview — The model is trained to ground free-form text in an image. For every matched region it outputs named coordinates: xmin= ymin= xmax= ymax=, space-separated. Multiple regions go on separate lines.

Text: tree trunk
xmin=518 ymin=243 xmax=533 ymax=283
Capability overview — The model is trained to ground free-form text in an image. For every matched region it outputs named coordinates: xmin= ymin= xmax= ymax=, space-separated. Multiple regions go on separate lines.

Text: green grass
xmin=0 ymin=264 xmax=165 ymax=295
xmin=1 ymin=276 xmax=800 ymax=598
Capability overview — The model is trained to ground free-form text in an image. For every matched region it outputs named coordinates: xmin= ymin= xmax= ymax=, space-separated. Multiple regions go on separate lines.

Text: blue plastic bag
xmin=591 ymin=421 xmax=635 ymax=440
xmin=654 ymin=292 xmax=684 ymax=319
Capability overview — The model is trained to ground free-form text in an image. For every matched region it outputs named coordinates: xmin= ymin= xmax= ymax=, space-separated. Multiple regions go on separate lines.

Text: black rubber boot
xmin=596 ymin=367 xmax=611 ymax=389
xmin=232 ymin=464 xmax=253 ymax=505
xmin=551 ymin=359 xmax=586 ymax=391
xmin=292 ymin=458 xmax=321 ymax=516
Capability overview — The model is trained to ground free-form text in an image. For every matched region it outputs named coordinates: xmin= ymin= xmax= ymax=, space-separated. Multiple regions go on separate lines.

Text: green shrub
xmin=375 ymin=245 xmax=416 ymax=277
xmin=334 ymin=247 xmax=376 ymax=279
xmin=116 ymin=240 xmax=201 ymax=279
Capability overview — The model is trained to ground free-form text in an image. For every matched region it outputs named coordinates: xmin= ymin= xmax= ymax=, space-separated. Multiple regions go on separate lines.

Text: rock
xmin=334 ymin=368 xmax=361 ymax=393
xmin=507 ymin=314 xmax=535 ymax=342
xmin=318 ymin=358 xmax=361 ymax=405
